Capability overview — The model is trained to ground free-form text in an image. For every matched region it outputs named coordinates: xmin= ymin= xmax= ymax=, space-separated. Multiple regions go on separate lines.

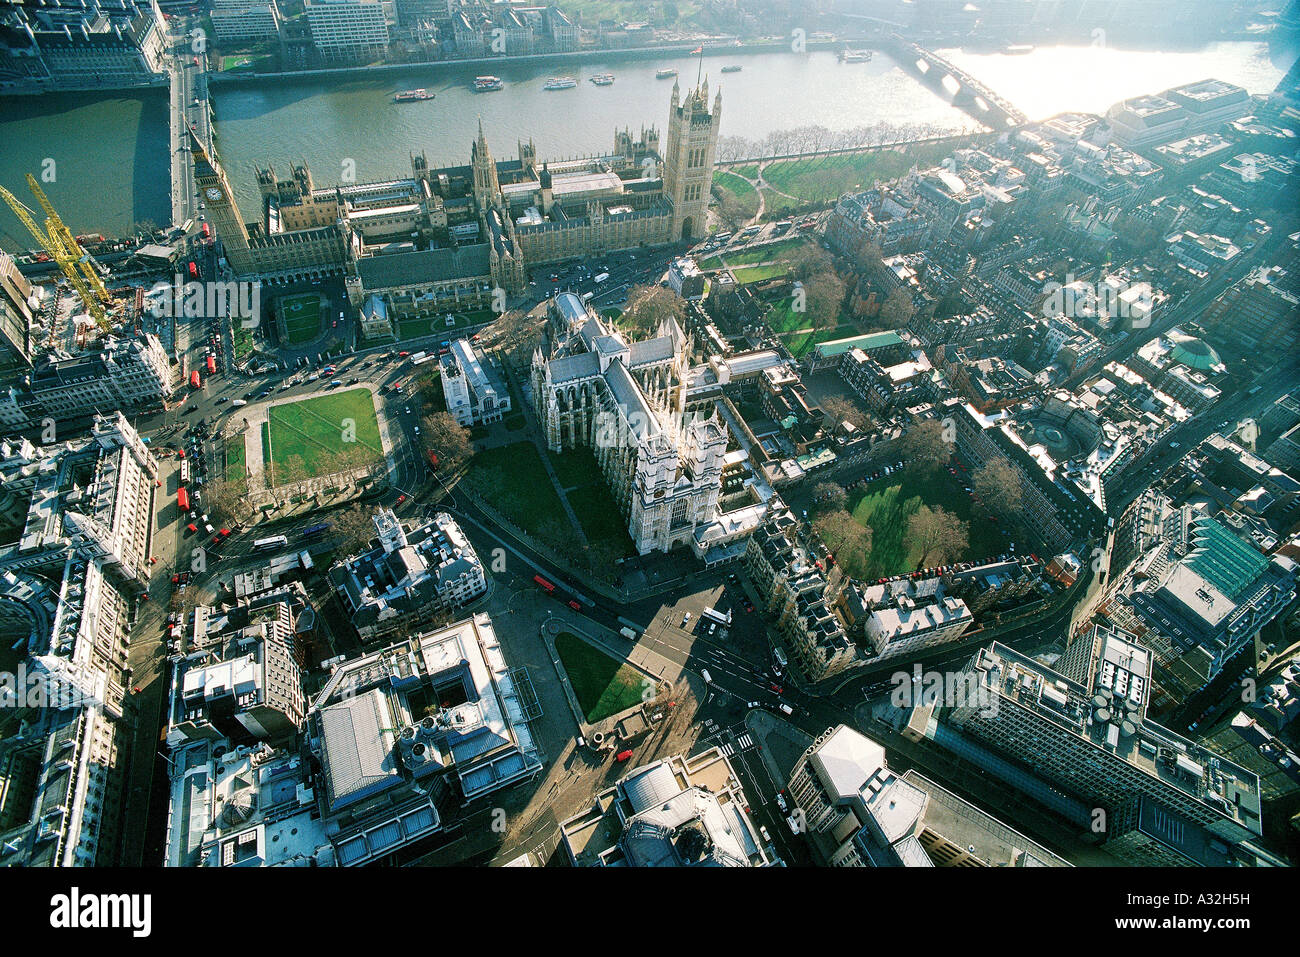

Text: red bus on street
xmin=532 ymin=574 xmax=555 ymax=593
xmin=206 ymin=354 xmax=216 ymax=374
xmin=190 ymin=370 xmax=201 ymax=389
xmin=567 ymin=599 xmax=581 ymax=611
xmin=200 ymin=222 xmax=210 ymax=239
xmin=177 ymin=487 xmax=190 ymax=512
xmin=187 ymin=261 xmax=198 ymax=279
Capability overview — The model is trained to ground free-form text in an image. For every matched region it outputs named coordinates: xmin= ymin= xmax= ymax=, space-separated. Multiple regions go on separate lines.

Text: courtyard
xmin=844 ymin=468 xmax=1006 ymax=579
xmin=278 ymin=293 xmax=323 ymax=345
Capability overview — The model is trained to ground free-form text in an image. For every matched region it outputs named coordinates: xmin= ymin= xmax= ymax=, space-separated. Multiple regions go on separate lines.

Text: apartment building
xmin=560 ymin=750 xmax=773 ymax=866
xmin=744 ymin=508 xmax=856 ymax=680
xmin=839 ymin=576 xmax=973 ymax=662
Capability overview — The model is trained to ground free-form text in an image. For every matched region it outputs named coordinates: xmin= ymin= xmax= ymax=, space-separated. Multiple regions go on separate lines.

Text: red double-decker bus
xmin=177 ymin=487 xmax=190 ymax=512
xmin=532 ymin=575 xmax=555 ymax=593
xmin=206 ymin=354 xmax=216 ymax=374
xmin=190 ymin=370 xmax=201 ymax=389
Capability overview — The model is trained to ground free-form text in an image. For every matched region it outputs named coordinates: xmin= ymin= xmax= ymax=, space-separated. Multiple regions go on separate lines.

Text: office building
xmin=787 ymin=725 xmax=1069 ymax=866
xmin=329 ymin=510 xmax=487 ymax=643
xmin=560 ymin=749 xmax=774 ymax=866
xmin=306 ymin=613 xmax=542 ymax=864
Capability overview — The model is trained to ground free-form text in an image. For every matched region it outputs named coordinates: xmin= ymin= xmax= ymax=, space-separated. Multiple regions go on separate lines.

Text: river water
xmin=0 ymin=40 xmax=1291 ymax=249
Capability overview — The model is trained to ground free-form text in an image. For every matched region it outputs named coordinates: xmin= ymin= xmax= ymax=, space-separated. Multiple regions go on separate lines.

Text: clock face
xmin=205 ymin=188 xmax=222 ymax=201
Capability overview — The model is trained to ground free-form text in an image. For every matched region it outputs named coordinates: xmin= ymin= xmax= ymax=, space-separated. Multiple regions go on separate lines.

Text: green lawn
xmin=719 ymin=237 xmax=806 ymax=268
xmin=555 ymin=631 xmax=649 ymax=723
xmin=730 ymin=164 xmax=760 ymax=179
xmin=548 ymin=446 xmax=605 ymax=490
xmin=714 ymin=170 xmax=756 ymax=199
xmin=761 ymin=143 xmax=958 ymax=205
xmin=394 ymin=309 xmax=495 ymax=343
xmin=280 ymin=293 xmax=322 ymax=345
xmin=732 ymin=263 xmax=791 ymax=285
xmin=266 ymin=389 xmax=383 ymax=482
xmin=464 ymin=442 xmax=566 ymax=539
xmin=844 ymin=469 xmax=1004 ymax=579
xmin=780 ymin=324 xmax=859 ymax=358
xmin=567 ymin=484 xmax=635 ymax=558
xmin=224 ymin=434 xmax=247 ymax=495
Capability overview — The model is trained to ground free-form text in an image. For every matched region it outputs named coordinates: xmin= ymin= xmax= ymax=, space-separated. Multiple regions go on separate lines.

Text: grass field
xmin=780 ymin=324 xmax=860 ymax=357
xmin=548 ymin=446 xmax=605 ymax=490
xmin=464 ymin=442 xmax=566 ymax=539
xmin=843 ymin=469 xmax=1004 ymax=579
xmin=224 ymin=434 xmax=247 ymax=495
xmin=280 ymin=294 xmax=322 ymax=345
xmin=761 ymin=143 xmax=957 ymax=205
xmin=730 ymin=164 xmax=760 ymax=179
xmin=713 ymin=170 xmax=761 ymax=222
xmin=732 ymin=263 xmax=791 ymax=285
xmin=266 ymin=389 xmax=382 ymax=482
xmin=392 ymin=309 xmax=495 ymax=343
xmin=555 ymin=631 xmax=648 ymax=723
xmin=720 ymin=237 xmax=806 ymax=268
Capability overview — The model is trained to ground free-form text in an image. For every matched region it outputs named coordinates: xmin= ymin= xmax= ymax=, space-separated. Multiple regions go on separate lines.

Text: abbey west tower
xmin=662 ymin=78 xmax=721 ymax=241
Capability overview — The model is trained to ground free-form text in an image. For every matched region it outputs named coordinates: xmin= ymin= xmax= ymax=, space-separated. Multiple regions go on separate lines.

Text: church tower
xmin=189 ymin=127 xmax=252 ymax=273
xmin=662 ymin=78 xmax=721 ymax=241
xmin=471 ymin=117 xmax=502 ymax=208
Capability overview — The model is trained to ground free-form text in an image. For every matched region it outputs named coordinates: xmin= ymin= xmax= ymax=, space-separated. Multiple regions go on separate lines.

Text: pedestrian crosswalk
xmin=718 ymin=733 xmax=755 ymax=757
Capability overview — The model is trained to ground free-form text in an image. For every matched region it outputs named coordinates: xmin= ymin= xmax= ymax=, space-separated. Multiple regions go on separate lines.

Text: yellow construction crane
xmin=0 ymin=176 xmax=114 ymax=330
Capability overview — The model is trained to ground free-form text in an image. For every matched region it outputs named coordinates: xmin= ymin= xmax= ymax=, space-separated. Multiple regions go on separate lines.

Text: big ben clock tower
xmin=189 ymin=128 xmax=252 ymax=274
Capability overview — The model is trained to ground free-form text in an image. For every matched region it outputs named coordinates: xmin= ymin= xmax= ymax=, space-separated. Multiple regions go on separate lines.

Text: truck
xmin=408 ymin=351 xmax=428 ymax=365
xmin=231 ymin=399 xmax=247 ymax=407
xmin=701 ymin=669 xmax=713 ymax=685
xmin=411 ymin=353 xmax=436 ymax=366
xmin=619 ymin=626 xmax=638 ymax=641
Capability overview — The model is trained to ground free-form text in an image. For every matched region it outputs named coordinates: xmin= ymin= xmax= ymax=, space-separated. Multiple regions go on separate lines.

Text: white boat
xmin=590 ymin=73 xmax=615 ymax=85
xmin=543 ymin=77 xmax=577 ymax=90
xmin=473 ymin=75 xmax=504 ymax=92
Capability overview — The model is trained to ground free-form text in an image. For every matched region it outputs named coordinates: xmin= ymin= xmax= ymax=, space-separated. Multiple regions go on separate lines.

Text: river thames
xmin=0 ymin=39 xmax=1291 ymax=249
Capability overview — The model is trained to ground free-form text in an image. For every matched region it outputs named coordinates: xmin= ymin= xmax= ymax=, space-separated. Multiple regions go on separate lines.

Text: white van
xmin=701 ymin=669 xmax=713 ymax=685
xmin=778 ymin=702 xmax=794 ymax=716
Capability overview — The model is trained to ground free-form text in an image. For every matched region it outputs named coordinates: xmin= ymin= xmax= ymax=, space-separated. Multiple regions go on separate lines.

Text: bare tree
xmin=811 ymin=482 xmax=849 ymax=513
xmin=877 ymin=287 xmax=916 ymax=329
xmin=820 ymin=394 xmax=873 ymax=433
xmin=907 ymin=505 xmax=968 ymax=568
xmin=420 ymin=410 xmax=473 ymax=474
xmin=974 ymin=458 xmax=1022 ymax=512
xmin=801 ymin=271 xmax=846 ymax=331
xmin=619 ymin=284 xmax=686 ymax=340
xmin=812 ymin=510 xmax=873 ymax=576
xmin=332 ymin=504 xmax=379 ymax=555
xmin=899 ymin=419 xmax=951 ymax=476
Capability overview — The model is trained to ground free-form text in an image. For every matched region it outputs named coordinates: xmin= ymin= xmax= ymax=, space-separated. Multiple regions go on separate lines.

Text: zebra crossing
xmin=718 ymin=732 xmax=756 ymax=757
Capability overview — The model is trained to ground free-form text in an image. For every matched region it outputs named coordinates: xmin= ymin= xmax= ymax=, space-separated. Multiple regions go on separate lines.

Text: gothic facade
xmin=532 ymin=292 xmax=727 ymax=555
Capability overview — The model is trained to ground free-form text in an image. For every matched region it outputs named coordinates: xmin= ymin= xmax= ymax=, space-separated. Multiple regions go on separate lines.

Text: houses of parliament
xmin=192 ymin=80 xmax=722 ymax=327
